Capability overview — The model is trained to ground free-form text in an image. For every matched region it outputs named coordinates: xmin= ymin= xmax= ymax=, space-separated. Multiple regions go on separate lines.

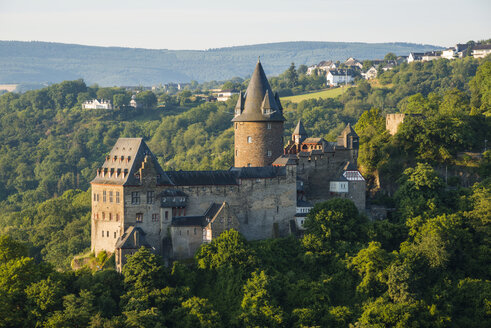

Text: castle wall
xmin=171 ymin=166 xmax=297 ymax=240
xmin=91 ymin=184 xmax=125 ymax=254
xmin=171 ymin=225 xmax=204 ymax=260
xmin=123 ymin=185 xmax=165 ymax=254
xmin=234 ymin=121 xmax=284 ymax=167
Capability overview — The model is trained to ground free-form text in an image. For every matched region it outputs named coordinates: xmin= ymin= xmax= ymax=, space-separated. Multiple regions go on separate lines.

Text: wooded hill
xmin=0 ymin=40 xmax=440 ymax=85
xmin=0 ymin=55 xmax=489 ymax=327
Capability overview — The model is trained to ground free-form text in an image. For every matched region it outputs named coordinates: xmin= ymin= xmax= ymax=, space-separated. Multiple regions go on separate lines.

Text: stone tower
xmin=292 ymin=119 xmax=307 ymax=144
xmin=232 ymin=61 xmax=285 ymax=167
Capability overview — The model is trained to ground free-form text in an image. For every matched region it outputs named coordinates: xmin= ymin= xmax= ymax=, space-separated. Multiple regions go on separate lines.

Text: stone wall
xmin=234 ymin=121 xmax=284 ymax=167
xmin=91 ymin=184 xmax=125 ymax=254
xmin=171 ymin=225 xmax=204 ymax=260
xmin=170 ymin=166 xmax=297 ymax=240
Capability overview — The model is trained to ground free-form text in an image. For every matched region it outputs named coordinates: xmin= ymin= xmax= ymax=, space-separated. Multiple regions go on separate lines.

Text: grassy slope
xmin=282 ymin=86 xmax=349 ymax=103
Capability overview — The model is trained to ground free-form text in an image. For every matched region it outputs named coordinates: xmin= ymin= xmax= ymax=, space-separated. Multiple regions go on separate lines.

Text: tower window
xmin=247 ymin=136 xmax=252 ymax=143
xmin=236 ymin=150 xmax=238 ymax=156
xmin=267 ymin=150 xmax=272 ymax=157
xmin=136 ymin=213 xmax=143 ymax=222
xmin=103 ymin=190 xmax=106 ymax=203
xmin=267 ymin=123 xmax=271 ymax=129
xmin=109 ymin=191 xmax=113 ymax=203
xmin=116 ymin=191 xmax=120 ymax=203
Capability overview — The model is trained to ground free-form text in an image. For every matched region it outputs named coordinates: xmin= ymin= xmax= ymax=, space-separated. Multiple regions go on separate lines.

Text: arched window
xmin=247 ymin=136 xmax=252 ymax=143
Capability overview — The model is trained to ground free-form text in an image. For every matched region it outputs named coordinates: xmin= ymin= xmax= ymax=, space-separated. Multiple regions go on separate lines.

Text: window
xmin=194 ymin=227 xmax=197 ymax=235
xmin=131 ymin=192 xmax=140 ymax=204
xmin=116 ymin=214 xmax=119 ymax=221
xmin=247 ymin=163 xmax=252 ymax=167
xmin=247 ymin=136 xmax=252 ymax=143
xmin=96 ymin=194 xmax=99 ymax=202
xmin=102 ymin=230 xmax=104 ymax=237
xmin=93 ymin=193 xmax=96 ymax=201
xmin=235 ymin=123 xmax=238 ymax=129
xmin=165 ymin=211 xmax=169 ymax=220
xmin=236 ymin=150 xmax=238 ymax=156
xmin=116 ymin=191 xmax=120 ymax=203
xmin=109 ymin=213 xmax=112 ymax=221
xmin=136 ymin=213 xmax=143 ymax=222
xmin=267 ymin=123 xmax=271 ymax=129
xmin=267 ymin=150 xmax=272 ymax=157
xmin=102 ymin=212 xmax=105 ymax=220
xmin=103 ymin=190 xmax=106 ymax=203
xmin=152 ymin=213 xmax=159 ymax=222
xmin=114 ymin=231 xmax=117 ymax=238
xmin=147 ymin=191 xmax=154 ymax=204
xmin=107 ymin=231 xmax=109 ymax=237
xmin=109 ymin=191 xmax=113 ymax=203
xmin=187 ymin=230 xmax=189 ymax=235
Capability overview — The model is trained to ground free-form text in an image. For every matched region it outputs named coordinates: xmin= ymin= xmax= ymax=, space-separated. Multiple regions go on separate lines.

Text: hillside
xmin=0 ymin=41 xmax=441 ymax=85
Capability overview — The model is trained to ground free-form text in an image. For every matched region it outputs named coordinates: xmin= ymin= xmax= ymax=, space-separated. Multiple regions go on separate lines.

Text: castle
xmin=90 ymin=61 xmax=365 ymax=271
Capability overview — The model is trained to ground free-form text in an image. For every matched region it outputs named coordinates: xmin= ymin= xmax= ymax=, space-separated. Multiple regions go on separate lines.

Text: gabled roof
xmin=328 ymin=69 xmax=354 ymax=76
xmin=303 ymin=137 xmax=325 ymax=144
xmin=172 ymin=216 xmax=205 ymax=227
xmin=297 ymin=199 xmax=313 ymax=208
xmin=115 ymin=226 xmax=151 ymax=249
xmin=272 ymin=155 xmax=298 ymax=166
xmin=91 ymin=138 xmax=172 ymax=186
xmin=473 ymin=44 xmax=491 ymax=50
xmin=340 ymin=123 xmax=358 ymax=138
xmin=232 ymin=61 xmax=285 ymax=122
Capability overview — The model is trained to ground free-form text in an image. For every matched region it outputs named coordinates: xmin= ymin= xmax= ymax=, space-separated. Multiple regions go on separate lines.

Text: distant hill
xmin=0 ymin=41 xmax=442 ymax=86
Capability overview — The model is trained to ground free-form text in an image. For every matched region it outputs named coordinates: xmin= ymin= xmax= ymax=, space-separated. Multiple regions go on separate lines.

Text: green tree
xmin=384 ymin=52 xmax=397 ymax=61
xmin=285 ymin=62 xmax=299 ymax=88
xmin=239 ymin=270 xmax=284 ymax=328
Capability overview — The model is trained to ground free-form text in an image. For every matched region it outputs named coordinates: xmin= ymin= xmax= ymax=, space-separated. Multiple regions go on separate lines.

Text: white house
xmin=362 ymin=66 xmax=378 ymax=80
xmin=129 ymin=95 xmax=141 ymax=108
xmin=345 ymin=57 xmax=363 ymax=69
xmin=408 ymin=52 xmax=424 ymax=63
xmin=212 ymin=89 xmax=238 ymax=102
xmin=472 ymin=44 xmax=491 ymax=59
xmin=421 ymin=51 xmax=442 ymax=61
xmin=306 ymin=60 xmax=336 ymax=76
xmin=295 ymin=200 xmax=313 ymax=230
xmin=82 ymin=99 xmax=112 ymax=109
xmin=327 ymin=69 xmax=354 ymax=86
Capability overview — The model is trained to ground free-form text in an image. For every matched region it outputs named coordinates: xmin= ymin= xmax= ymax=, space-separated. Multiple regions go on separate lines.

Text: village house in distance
xmin=90 ymin=61 xmax=366 ymax=271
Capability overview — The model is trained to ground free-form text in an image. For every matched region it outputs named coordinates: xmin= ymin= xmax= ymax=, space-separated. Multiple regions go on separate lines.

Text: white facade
xmin=295 ymin=204 xmax=313 ymax=230
xmin=330 ymin=181 xmax=349 ymax=193
xmin=473 ymin=48 xmax=491 ymax=59
xmin=327 ymin=70 xmax=354 ymax=86
xmin=83 ymin=99 xmax=112 ymax=110
xmin=362 ymin=67 xmax=378 ymax=80
xmin=213 ymin=90 xmax=238 ymax=102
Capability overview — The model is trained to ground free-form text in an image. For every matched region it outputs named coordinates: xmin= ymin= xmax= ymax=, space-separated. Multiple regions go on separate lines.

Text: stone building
xmin=386 ymin=113 xmax=423 ymax=135
xmin=90 ymin=61 xmax=366 ymax=272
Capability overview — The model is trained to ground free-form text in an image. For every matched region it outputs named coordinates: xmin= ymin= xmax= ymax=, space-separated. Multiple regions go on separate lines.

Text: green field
xmin=282 ymin=86 xmax=350 ymax=103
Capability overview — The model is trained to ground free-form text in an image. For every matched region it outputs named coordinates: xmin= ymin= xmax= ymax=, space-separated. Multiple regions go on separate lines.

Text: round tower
xmin=232 ymin=61 xmax=285 ymax=167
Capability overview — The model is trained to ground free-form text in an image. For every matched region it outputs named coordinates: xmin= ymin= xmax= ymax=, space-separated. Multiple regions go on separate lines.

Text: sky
xmin=0 ymin=0 xmax=489 ymax=50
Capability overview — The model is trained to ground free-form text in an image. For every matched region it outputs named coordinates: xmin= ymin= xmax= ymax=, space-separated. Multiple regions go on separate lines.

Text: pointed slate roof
xmin=91 ymin=138 xmax=173 ymax=186
xmin=293 ymin=120 xmax=307 ymax=136
xmin=232 ymin=61 xmax=285 ymax=122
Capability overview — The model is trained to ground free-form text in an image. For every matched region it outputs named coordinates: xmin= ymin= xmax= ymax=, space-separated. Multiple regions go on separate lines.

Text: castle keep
xmin=90 ymin=61 xmax=366 ymax=271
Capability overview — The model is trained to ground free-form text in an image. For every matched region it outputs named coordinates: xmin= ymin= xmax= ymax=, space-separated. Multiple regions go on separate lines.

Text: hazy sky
xmin=0 ymin=0 xmax=489 ymax=50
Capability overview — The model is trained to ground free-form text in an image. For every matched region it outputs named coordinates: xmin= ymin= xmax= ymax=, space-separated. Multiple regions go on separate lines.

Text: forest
xmin=0 ymin=54 xmax=489 ymax=327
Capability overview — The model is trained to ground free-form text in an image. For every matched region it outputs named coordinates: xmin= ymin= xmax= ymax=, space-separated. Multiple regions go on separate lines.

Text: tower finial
xmin=258 ymin=56 xmax=260 ymax=63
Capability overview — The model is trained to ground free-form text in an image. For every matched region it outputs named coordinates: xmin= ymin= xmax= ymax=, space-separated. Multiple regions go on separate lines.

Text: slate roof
xmin=473 ymin=44 xmax=491 ymax=50
xmin=343 ymin=161 xmax=358 ymax=171
xmin=303 ymin=137 xmax=325 ymax=144
xmin=232 ymin=61 xmax=285 ymax=122
xmin=230 ymin=166 xmax=287 ymax=179
xmin=328 ymin=69 xmax=354 ymax=76
xmin=204 ymin=203 xmax=223 ymax=220
xmin=293 ymin=119 xmax=307 ymax=136
xmin=115 ymin=226 xmax=151 ymax=249
xmin=297 ymin=199 xmax=313 ymax=207
xmin=165 ymin=170 xmax=237 ymax=186
xmin=91 ymin=138 xmax=172 ymax=186
xmin=272 ymin=155 xmax=297 ymax=166
xmin=340 ymin=123 xmax=358 ymax=137
xmin=165 ymin=166 xmax=287 ymax=186
xmin=172 ymin=216 xmax=205 ymax=227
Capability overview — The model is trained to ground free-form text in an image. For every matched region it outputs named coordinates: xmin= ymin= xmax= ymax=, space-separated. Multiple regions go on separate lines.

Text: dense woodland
xmin=0 ymin=55 xmax=489 ymax=327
